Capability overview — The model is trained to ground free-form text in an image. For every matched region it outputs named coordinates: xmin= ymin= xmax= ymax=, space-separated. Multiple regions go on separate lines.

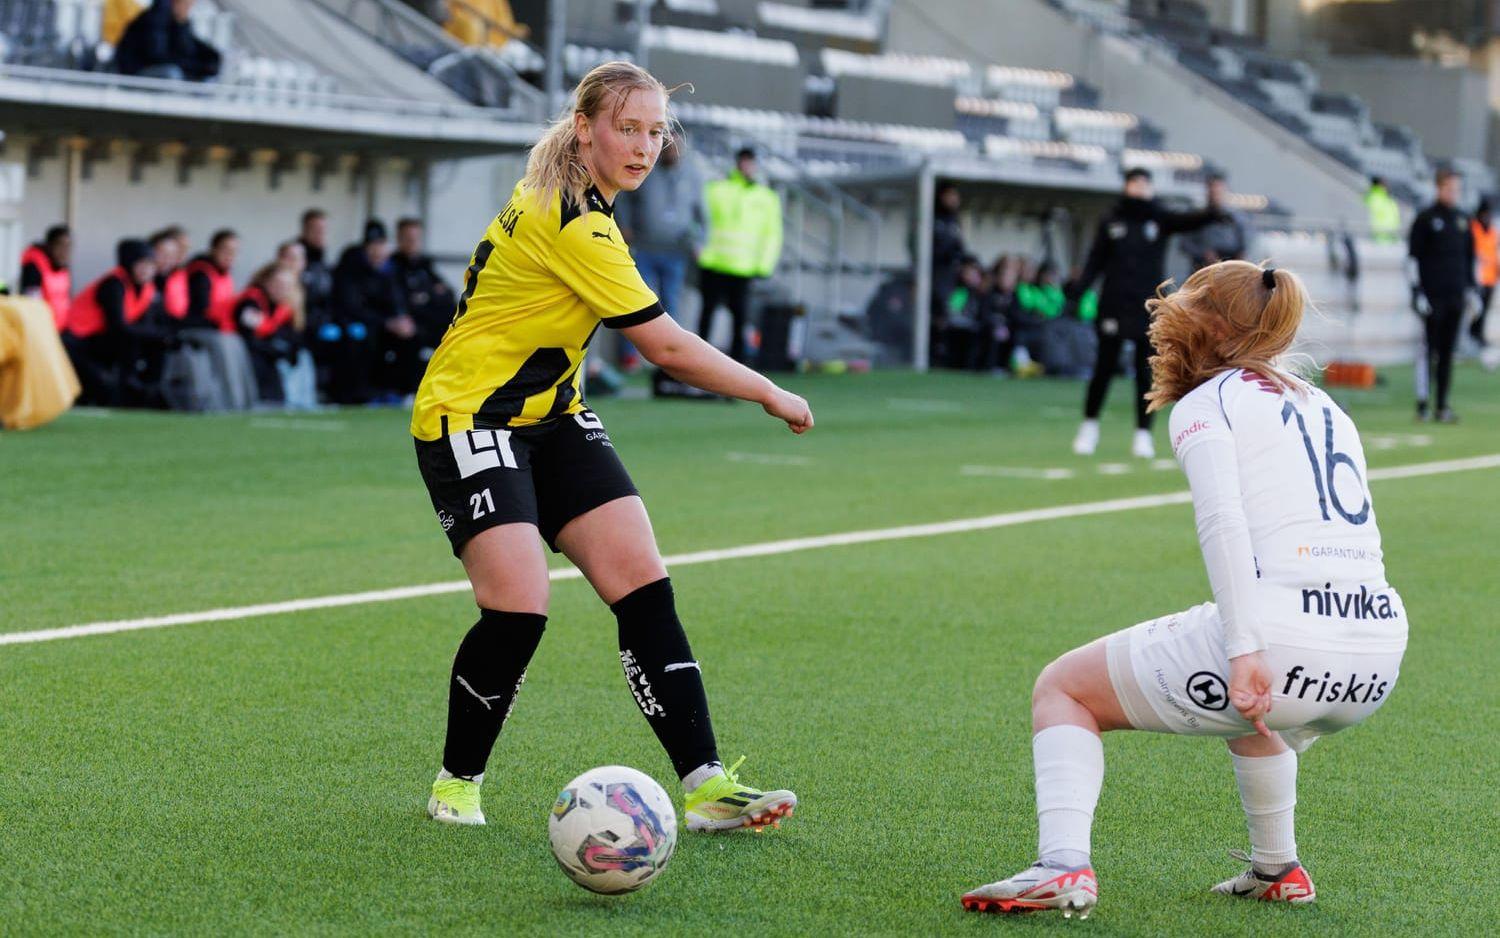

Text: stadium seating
xmin=1046 ymin=0 xmax=1493 ymax=205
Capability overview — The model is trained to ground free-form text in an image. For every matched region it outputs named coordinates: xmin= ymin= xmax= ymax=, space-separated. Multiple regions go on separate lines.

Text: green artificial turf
xmin=2 ymin=366 xmax=1497 ymax=936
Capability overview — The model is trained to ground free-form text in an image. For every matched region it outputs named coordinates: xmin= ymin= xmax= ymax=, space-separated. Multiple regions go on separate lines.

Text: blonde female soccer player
xmin=962 ymin=261 xmax=1408 ymax=917
xmin=412 ymin=62 xmax=811 ymax=830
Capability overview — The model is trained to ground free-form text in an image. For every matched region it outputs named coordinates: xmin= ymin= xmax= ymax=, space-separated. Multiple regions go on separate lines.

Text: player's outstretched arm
xmin=622 ymin=314 xmax=813 ymax=433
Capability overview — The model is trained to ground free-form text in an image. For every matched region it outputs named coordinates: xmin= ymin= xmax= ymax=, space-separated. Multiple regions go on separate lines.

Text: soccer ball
xmin=548 ymin=765 xmax=677 ymax=895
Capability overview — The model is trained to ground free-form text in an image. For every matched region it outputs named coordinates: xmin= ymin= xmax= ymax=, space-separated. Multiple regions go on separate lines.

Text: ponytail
xmin=1145 ymin=260 xmax=1311 ymax=411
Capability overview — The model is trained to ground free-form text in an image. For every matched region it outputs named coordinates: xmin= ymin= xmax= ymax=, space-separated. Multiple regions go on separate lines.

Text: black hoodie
xmin=1071 ymin=197 xmax=1220 ymax=333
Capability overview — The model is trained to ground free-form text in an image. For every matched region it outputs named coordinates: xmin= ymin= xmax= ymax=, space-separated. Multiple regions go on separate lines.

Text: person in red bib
xmin=183 ymin=228 xmax=239 ymax=331
xmin=235 ymin=263 xmax=304 ymax=402
xmin=19 ymin=225 xmax=73 ymax=330
xmin=149 ymin=226 xmax=190 ymax=321
xmin=65 ymin=239 xmax=159 ymax=405
xmin=1471 ymin=198 xmax=1497 ymax=348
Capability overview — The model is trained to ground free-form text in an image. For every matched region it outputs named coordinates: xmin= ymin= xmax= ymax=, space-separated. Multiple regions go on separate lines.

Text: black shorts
xmin=414 ymin=408 xmax=638 ymax=556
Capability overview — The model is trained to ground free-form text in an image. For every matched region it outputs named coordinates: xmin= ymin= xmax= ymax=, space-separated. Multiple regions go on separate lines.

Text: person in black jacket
xmin=65 ymin=239 xmax=161 ymax=406
xmin=931 ymin=182 xmax=967 ymax=322
xmin=325 ymin=219 xmax=403 ymax=404
xmin=387 ymin=217 xmax=454 ymax=395
xmin=115 ymin=0 xmax=221 ymax=82
xmin=1067 ymin=168 xmax=1222 ymax=458
xmin=1407 ymin=168 xmax=1476 ymax=423
xmin=297 ymin=209 xmax=334 ymax=332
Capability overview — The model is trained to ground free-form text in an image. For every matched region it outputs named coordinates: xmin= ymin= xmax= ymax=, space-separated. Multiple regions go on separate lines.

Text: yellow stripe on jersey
xmin=410 ymin=182 xmax=663 ymax=440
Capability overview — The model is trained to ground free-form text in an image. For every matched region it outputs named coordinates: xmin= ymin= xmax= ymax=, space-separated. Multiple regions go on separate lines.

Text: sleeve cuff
xmin=1225 ymin=631 xmax=1267 ymax=658
xmin=603 ymin=301 xmax=665 ymax=329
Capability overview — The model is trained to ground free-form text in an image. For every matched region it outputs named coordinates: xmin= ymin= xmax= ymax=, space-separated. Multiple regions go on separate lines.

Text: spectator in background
xmin=298 ymin=209 xmax=335 ymax=332
xmin=149 ymin=226 xmax=188 ymax=322
xmin=930 ymin=182 xmax=967 ymax=321
xmin=235 ymin=264 xmax=304 ymax=404
xmin=1180 ymin=174 xmax=1251 ymax=270
xmin=697 ymin=147 xmax=783 ymax=363
xmin=442 ymin=0 xmax=529 ymax=48
xmin=1469 ymin=198 xmax=1496 ymax=349
xmin=1068 ymin=167 xmax=1222 ymax=459
xmin=276 ymin=239 xmax=306 ymax=283
xmin=115 ymin=0 xmax=221 ymax=82
xmin=615 ymin=131 xmax=703 ymax=370
xmin=327 ymin=219 xmax=403 ymax=403
xmin=270 ymin=242 xmax=319 ymax=409
xmin=1018 ymin=261 xmax=1066 ymax=320
xmin=19 ymin=225 xmax=72 ymax=331
xmin=183 ymin=229 xmax=239 ymax=331
xmin=389 ymin=218 xmax=454 ymax=390
xmin=102 ymin=0 xmax=147 ymax=46
xmin=935 ymin=254 xmax=985 ymax=369
xmin=1366 ymin=175 xmax=1401 ymax=244
xmin=616 ymin=131 xmax=703 ymax=321
xmin=64 ymin=239 xmax=158 ymax=405
xmin=1407 ymin=168 xmax=1475 ymax=423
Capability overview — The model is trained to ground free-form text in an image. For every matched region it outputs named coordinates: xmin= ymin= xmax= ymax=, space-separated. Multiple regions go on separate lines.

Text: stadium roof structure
xmin=0 ymin=66 xmax=539 ymax=160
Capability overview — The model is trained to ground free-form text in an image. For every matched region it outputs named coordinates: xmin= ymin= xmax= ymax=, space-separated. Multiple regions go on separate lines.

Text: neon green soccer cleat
xmin=684 ymin=757 xmax=797 ymax=833
xmin=428 ymin=775 xmax=485 ymax=826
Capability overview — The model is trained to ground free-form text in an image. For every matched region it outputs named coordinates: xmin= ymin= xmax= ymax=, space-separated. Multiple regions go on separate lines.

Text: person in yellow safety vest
xmin=1365 ymin=176 xmax=1402 ymax=244
xmin=696 ymin=147 xmax=783 ymax=363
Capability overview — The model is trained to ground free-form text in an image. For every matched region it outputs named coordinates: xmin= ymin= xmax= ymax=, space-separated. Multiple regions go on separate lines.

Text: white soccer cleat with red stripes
xmin=1211 ymin=851 xmax=1316 ymax=904
xmin=961 ymin=863 xmax=1099 ymax=918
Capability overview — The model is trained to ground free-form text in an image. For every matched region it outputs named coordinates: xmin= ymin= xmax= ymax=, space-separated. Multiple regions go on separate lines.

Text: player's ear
xmin=574 ymin=111 xmax=592 ymax=147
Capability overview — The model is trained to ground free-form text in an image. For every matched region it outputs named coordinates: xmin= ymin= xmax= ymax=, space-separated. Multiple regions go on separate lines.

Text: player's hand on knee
xmin=1229 ymin=651 xmax=1274 ymax=738
xmin=763 ymin=387 xmax=813 ymax=434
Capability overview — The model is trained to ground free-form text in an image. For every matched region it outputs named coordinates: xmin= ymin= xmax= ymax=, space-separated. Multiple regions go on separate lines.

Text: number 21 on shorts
xmin=470 ymin=488 xmax=496 ymax=519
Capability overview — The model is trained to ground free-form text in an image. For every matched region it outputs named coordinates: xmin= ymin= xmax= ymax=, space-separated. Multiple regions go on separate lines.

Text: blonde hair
xmin=523 ymin=61 xmax=674 ymax=212
xmin=253 ymin=261 xmax=306 ymax=332
xmin=1145 ymin=260 xmax=1309 ymax=412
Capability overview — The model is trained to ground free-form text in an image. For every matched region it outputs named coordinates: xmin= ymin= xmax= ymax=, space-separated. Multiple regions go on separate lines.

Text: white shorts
xmin=1105 ymin=602 xmax=1405 ymax=751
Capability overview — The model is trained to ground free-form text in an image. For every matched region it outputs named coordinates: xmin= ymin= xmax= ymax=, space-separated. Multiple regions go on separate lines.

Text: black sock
xmin=442 ymin=609 xmax=547 ymax=778
xmin=612 ymin=578 xmax=720 ymax=779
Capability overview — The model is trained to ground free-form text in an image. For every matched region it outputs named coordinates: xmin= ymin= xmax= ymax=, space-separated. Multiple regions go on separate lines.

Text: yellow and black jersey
xmin=410 ymin=182 xmax=663 ymax=440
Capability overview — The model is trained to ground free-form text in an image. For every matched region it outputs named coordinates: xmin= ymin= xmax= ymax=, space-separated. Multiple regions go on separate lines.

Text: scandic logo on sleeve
xmin=1173 ymin=420 xmax=1211 ymax=451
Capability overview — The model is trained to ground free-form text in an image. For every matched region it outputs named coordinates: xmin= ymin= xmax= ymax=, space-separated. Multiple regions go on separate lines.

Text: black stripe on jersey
xmin=476 ymin=347 xmax=574 ymax=424
xmin=560 ymin=185 xmax=614 ymax=230
xmin=546 ymin=355 xmax=586 ymax=418
xmin=604 ymin=301 xmax=665 ymax=329
xmin=453 ymin=239 xmax=496 ymax=322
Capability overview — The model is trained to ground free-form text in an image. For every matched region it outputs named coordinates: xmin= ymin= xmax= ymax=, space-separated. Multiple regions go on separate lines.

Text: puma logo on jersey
xmin=591 ymin=230 xmax=614 ymax=242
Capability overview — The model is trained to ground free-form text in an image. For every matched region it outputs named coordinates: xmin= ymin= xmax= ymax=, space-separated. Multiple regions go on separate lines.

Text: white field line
xmin=4 ymin=452 xmax=1498 ymax=648
xmin=725 ymin=451 xmax=814 ymax=467
xmin=249 ymin=418 xmax=349 ymax=432
xmin=960 ymin=465 xmax=1076 ymax=480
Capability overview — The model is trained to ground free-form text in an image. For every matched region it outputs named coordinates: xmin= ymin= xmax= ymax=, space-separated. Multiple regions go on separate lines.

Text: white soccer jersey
xmin=1169 ymin=369 xmax=1407 ymax=655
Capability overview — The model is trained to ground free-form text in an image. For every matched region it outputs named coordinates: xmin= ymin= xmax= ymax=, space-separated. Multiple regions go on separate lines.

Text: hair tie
xmin=1262 ymin=267 xmax=1277 ymax=289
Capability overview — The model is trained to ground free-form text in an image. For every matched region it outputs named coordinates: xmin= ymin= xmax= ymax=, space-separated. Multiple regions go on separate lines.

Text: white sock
xmin=1231 ymin=750 xmax=1298 ymax=870
xmin=438 ymin=768 xmax=484 ymax=784
xmin=1033 ymin=724 xmax=1105 ymax=869
xmin=681 ymin=761 xmax=724 ymax=791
